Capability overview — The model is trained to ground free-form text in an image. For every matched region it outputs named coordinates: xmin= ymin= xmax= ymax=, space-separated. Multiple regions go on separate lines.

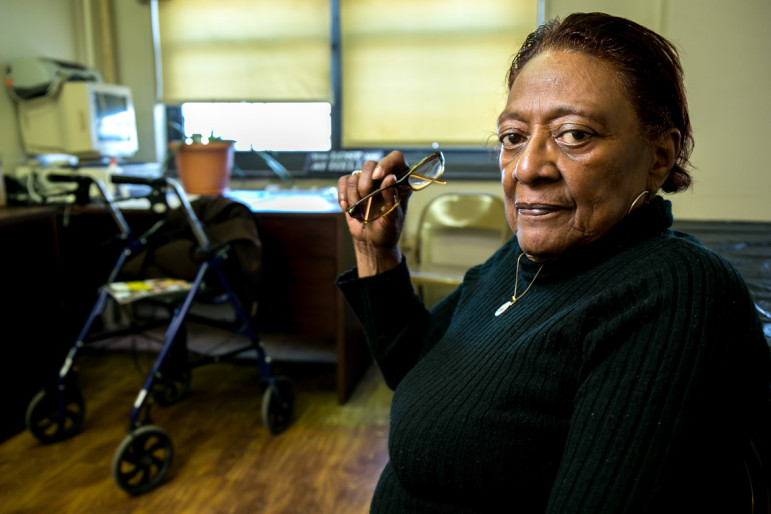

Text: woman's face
xmin=498 ymin=50 xmax=664 ymax=262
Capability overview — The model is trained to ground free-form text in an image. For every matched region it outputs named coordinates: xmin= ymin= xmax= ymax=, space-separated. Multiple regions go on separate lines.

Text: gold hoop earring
xmin=628 ymin=190 xmax=650 ymax=215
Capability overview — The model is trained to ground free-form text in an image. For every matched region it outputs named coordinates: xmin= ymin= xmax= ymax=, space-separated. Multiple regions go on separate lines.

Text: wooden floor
xmin=0 ymin=339 xmax=392 ymax=513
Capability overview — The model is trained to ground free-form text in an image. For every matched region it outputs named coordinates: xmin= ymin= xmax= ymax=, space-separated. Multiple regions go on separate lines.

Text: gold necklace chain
xmin=494 ymin=252 xmax=545 ymax=317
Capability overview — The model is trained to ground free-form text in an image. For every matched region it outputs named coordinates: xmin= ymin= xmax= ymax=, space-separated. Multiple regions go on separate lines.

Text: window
xmin=156 ymin=0 xmax=331 ymax=103
xmin=180 ymin=102 xmax=332 ymax=152
xmin=155 ymin=0 xmax=540 ymax=178
xmin=340 ymin=0 xmax=537 ymax=149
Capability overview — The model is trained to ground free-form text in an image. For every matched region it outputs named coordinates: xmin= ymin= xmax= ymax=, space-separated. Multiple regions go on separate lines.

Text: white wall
xmin=111 ymin=1 xmax=159 ymax=164
xmin=0 ymin=0 xmax=82 ymax=169
xmin=0 ymin=0 xmax=160 ymax=167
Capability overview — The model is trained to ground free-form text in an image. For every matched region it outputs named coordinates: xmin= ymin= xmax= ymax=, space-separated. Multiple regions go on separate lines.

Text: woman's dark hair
xmin=507 ymin=12 xmax=693 ymax=192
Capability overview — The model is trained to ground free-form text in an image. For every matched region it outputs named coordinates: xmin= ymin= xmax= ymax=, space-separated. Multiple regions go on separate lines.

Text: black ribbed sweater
xmin=337 ymin=198 xmax=770 ymax=513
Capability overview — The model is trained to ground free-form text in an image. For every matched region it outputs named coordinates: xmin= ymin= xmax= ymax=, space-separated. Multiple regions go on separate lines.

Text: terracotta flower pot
xmin=173 ymin=140 xmax=235 ymax=195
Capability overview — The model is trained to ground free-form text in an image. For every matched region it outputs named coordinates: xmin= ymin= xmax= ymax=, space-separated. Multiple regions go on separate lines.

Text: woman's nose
xmin=513 ymin=131 xmax=559 ymax=184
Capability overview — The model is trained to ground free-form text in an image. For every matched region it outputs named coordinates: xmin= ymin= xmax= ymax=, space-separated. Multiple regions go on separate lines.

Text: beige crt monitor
xmin=18 ymin=81 xmax=138 ymax=159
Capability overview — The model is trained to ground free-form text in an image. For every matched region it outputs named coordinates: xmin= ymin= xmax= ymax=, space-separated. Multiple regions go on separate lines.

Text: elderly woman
xmin=336 ymin=12 xmax=770 ymax=514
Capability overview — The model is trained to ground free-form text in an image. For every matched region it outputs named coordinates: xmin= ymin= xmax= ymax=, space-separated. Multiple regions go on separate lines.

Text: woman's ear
xmin=647 ymin=128 xmax=680 ymax=192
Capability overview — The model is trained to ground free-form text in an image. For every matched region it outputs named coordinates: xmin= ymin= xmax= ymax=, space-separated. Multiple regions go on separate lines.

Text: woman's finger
xmin=338 ymin=150 xmax=411 ymax=225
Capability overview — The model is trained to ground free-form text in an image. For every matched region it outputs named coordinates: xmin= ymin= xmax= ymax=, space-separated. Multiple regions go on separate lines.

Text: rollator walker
xmin=25 ymin=173 xmax=294 ymax=495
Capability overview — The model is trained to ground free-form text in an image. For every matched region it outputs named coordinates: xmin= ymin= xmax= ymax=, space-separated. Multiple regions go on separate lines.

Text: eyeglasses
xmin=346 ymin=151 xmax=446 ymax=223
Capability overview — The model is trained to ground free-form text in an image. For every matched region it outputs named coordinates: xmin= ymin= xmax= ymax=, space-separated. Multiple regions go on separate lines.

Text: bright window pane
xmin=158 ymin=0 xmax=331 ymax=102
xmin=180 ymin=102 xmax=332 ymax=152
xmin=341 ymin=0 xmax=538 ymax=148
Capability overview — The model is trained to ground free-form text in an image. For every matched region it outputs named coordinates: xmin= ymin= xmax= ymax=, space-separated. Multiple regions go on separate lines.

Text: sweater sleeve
xmin=545 ymin=244 xmax=771 ymax=513
xmin=336 ymin=258 xmax=461 ymax=389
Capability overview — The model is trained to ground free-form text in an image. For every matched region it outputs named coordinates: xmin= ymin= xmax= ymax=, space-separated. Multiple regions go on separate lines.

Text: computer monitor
xmin=17 ymin=81 xmax=138 ymax=160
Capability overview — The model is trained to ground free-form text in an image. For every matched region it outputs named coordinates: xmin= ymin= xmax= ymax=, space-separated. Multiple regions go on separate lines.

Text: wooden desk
xmin=227 ymin=190 xmax=368 ymax=403
xmin=254 ymin=211 xmax=368 ymax=403
xmin=0 ymin=206 xmax=63 ymax=441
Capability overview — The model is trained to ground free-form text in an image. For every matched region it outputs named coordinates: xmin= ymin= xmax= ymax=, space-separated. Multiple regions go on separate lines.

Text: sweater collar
xmin=515 ymin=196 xmax=674 ymax=281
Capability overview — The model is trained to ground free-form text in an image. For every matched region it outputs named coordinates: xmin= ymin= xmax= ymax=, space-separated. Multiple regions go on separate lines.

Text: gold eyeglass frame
xmin=346 ymin=151 xmax=446 ymax=224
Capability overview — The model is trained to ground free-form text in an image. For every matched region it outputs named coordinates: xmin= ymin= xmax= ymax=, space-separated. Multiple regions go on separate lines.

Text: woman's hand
xmin=338 ymin=150 xmax=413 ymax=276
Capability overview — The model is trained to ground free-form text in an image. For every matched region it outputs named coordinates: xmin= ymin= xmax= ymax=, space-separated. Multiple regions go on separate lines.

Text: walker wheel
xmin=152 ymin=369 xmax=191 ymax=406
xmin=112 ymin=425 xmax=174 ymax=495
xmin=261 ymin=377 xmax=294 ymax=434
xmin=25 ymin=386 xmax=85 ymax=444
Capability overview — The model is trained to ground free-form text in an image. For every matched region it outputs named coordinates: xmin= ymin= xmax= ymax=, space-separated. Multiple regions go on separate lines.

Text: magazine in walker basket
xmin=106 ymin=278 xmax=193 ymax=304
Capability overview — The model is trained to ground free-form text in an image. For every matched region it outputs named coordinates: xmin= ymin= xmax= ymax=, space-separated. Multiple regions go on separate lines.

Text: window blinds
xmin=340 ymin=0 xmax=537 ymax=147
xmin=157 ymin=0 xmax=537 ymax=147
xmin=157 ymin=0 xmax=331 ymax=103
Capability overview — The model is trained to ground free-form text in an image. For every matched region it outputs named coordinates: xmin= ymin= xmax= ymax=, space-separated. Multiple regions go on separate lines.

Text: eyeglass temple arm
xmin=363 ymin=196 xmax=373 ymax=221
xmin=410 ymin=172 xmax=446 ymax=185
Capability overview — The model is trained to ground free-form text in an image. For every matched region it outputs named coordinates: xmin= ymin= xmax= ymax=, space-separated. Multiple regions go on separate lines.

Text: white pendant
xmin=494 ymin=298 xmax=515 ymax=317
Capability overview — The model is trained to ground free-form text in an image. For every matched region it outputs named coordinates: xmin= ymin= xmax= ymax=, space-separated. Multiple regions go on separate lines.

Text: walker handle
xmin=49 ymin=173 xmax=130 ymax=235
xmin=111 ymin=175 xmax=167 ymax=188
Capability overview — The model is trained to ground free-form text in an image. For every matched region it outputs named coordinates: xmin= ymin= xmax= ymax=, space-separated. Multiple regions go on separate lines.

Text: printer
xmin=5 ymin=57 xmax=101 ymax=101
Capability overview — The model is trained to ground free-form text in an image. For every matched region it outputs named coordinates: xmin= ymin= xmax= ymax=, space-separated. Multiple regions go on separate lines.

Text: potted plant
xmin=166 ymin=132 xmax=235 ymax=195
xmin=163 ymin=128 xmax=296 ymax=193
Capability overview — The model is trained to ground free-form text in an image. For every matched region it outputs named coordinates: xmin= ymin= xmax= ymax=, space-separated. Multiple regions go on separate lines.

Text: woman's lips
xmin=515 ymin=203 xmax=564 ymax=216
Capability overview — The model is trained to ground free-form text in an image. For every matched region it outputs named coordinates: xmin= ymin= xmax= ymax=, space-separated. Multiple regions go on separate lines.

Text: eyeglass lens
xmin=406 ymin=154 xmax=444 ymax=190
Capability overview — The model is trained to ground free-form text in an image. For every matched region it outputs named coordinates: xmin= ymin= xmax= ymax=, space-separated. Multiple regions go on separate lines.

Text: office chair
xmin=409 ymin=191 xmax=512 ymax=308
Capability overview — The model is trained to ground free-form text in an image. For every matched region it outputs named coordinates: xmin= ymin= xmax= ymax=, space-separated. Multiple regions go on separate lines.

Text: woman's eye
xmin=499 ymin=133 xmax=525 ymax=147
xmin=559 ymin=130 xmax=593 ymax=145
